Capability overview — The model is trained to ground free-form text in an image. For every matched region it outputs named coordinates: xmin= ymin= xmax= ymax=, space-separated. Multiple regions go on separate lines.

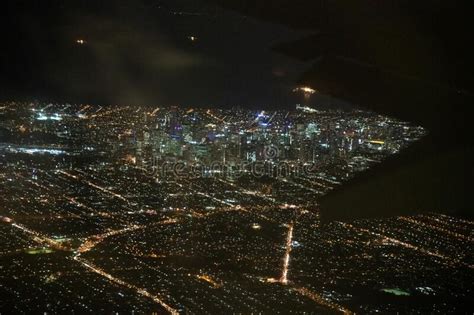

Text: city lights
xmin=1 ymin=101 xmax=469 ymax=314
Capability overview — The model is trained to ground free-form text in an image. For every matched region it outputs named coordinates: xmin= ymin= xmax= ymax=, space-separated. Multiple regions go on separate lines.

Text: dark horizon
xmin=1 ymin=0 xmax=329 ymax=109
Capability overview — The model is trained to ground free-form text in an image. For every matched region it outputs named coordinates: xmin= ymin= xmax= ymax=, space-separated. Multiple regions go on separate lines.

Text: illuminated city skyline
xmin=1 ymin=102 xmax=472 ymax=313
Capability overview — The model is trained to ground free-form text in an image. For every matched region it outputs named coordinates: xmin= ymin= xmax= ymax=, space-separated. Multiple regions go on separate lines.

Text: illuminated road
xmin=58 ymin=170 xmax=129 ymax=203
xmin=279 ymin=177 xmax=323 ymax=195
xmin=294 ymin=175 xmax=330 ymax=192
xmin=77 ymin=225 xmax=143 ymax=253
xmin=280 ymin=223 xmax=294 ymax=284
xmin=23 ymin=170 xmax=130 ymax=224
xmin=10 ymin=222 xmax=69 ymax=251
xmin=6 ymin=216 xmax=178 ymax=314
xmin=77 ymin=218 xmax=179 ymax=254
xmin=265 ymin=220 xmax=354 ymax=315
xmin=216 ymin=178 xmax=279 ymax=205
xmin=293 ymin=286 xmax=353 ymax=315
xmin=399 ymin=216 xmax=473 ymax=242
xmin=3 ymin=168 xmax=342 ymax=313
xmin=340 ymin=222 xmax=474 ymax=269
xmin=205 ymin=109 xmax=226 ymax=123
xmin=73 ymin=256 xmax=179 ymax=315
xmin=83 ymin=106 xmax=128 ymax=119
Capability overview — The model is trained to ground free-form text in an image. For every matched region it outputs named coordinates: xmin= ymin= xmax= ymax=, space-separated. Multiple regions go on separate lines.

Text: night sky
xmin=0 ymin=0 xmax=337 ymax=108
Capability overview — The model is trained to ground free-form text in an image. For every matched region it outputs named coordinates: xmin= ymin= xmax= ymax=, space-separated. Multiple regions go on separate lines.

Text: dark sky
xmin=0 ymin=0 xmax=343 ymax=109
